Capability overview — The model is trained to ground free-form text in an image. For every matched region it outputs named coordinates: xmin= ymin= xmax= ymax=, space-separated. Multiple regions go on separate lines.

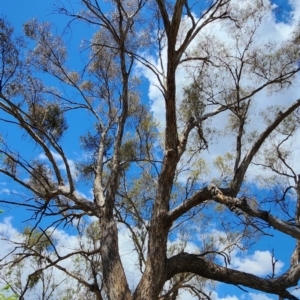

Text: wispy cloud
xmin=0 ymin=188 xmax=11 ymax=195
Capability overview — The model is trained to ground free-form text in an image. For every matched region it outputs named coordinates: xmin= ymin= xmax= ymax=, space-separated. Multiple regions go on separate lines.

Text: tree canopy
xmin=1 ymin=0 xmax=300 ymax=299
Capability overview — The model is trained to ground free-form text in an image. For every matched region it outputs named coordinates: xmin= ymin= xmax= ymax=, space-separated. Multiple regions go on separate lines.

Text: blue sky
xmin=0 ymin=0 xmax=299 ymax=299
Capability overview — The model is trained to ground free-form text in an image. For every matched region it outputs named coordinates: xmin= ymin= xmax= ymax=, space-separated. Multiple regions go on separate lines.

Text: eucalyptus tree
xmin=1 ymin=0 xmax=300 ymax=299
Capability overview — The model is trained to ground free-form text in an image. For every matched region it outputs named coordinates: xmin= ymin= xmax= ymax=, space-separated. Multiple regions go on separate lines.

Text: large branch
xmin=155 ymin=0 xmax=170 ymax=32
xmin=167 ymin=185 xmax=211 ymax=223
xmin=166 ymin=252 xmax=300 ymax=300
xmin=49 ymin=185 xmax=97 ymax=216
xmin=231 ymin=99 xmax=300 ymax=195
xmin=170 ymin=0 xmax=185 ymax=41
xmin=168 ymin=183 xmax=300 ymax=240
xmin=210 ymin=185 xmax=300 ymax=239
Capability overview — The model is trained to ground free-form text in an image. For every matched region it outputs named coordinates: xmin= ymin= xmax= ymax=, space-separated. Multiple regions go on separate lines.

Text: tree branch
xmin=231 ymin=99 xmax=300 ymax=195
xmin=167 ymin=185 xmax=211 ymax=223
xmin=210 ymin=184 xmax=300 ymax=239
xmin=166 ymin=252 xmax=299 ymax=300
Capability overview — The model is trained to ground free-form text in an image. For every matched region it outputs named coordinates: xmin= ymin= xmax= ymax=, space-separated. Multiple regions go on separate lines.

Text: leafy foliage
xmin=0 ymin=285 xmax=18 ymax=300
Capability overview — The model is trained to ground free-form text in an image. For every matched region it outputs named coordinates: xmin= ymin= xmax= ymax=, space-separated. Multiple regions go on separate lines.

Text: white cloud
xmin=231 ymin=250 xmax=284 ymax=276
xmin=177 ymin=289 xmax=199 ymax=300
xmin=210 ymin=291 xmax=275 ymax=300
xmin=51 ymin=228 xmax=79 ymax=253
xmin=291 ymin=286 xmax=300 ymax=298
xmin=0 ymin=218 xmax=81 ymax=297
xmin=0 ymin=217 xmax=20 ymax=244
xmin=217 ymin=296 xmax=239 ymax=300
xmin=178 ymin=288 xmax=276 ymax=300
xmin=0 ymin=218 xmax=286 ymax=299
xmin=0 ymin=218 xmax=146 ymax=297
xmin=138 ymin=0 xmax=300 ymax=182
xmin=167 ymin=233 xmax=199 ymax=256
xmin=118 ymin=225 xmax=143 ymax=290
xmin=249 ymin=292 xmax=274 ymax=300
xmin=210 ymin=291 xmax=242 ymax=300
xmin=197 ymin=228 xmax=284 ymax=277
xmin=178 ymin=289 xmax=217 ymax=300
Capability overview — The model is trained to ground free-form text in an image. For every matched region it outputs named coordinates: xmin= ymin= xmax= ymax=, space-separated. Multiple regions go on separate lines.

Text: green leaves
xmin=0 ymin=285 xmax=18 ymax=300
xmin=28 ymin=102 xmax=68 ymax=142
xmin=27 ymin=161 xmax=55 ymax=199
xmin=0 ymin=18 xmax=23 ymax=95
xmin=181 ymin=81 xmax=206 ymax=121
xmin=23 ymin=227 xmax=52 ymax=254
xmin=24 ymin=19 xmax=67 ymax=74
xmin=213 ymin=153 xmax=235 ymax=184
